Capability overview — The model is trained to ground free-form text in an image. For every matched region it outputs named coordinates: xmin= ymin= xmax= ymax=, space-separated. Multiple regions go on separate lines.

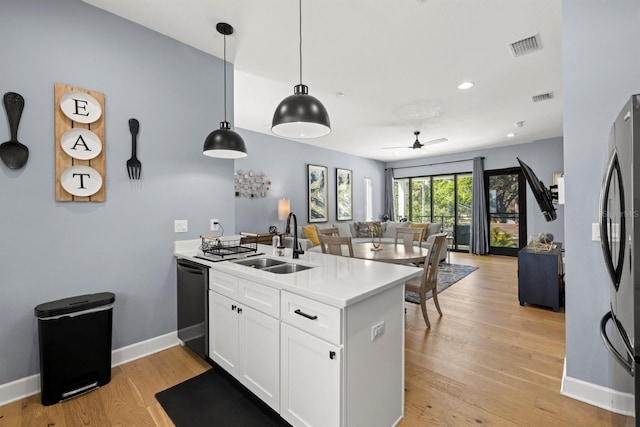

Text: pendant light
xmin=203 ymin=23 xmax=247 ymax=159
xmin=271 ymin=0 xmax=330 ymax=138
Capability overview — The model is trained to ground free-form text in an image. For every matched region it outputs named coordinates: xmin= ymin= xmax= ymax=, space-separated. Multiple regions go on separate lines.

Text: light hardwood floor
xmin=0 ymin=253 xmax=633 ymax=426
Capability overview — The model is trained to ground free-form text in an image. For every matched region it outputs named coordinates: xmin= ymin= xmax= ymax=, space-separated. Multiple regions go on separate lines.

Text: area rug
xmin=405 ymin=263 xmax=478 ymax=304
xmin=155 ymin=366 xmax=291 ymax=427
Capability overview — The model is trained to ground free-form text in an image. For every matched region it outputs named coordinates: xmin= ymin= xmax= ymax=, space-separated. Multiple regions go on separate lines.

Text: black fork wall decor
xmin=127 ymin=118 xmax=141 ymax=180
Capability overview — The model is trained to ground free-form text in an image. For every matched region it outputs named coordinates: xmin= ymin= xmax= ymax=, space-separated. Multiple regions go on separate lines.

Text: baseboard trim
xmin=0 ymin=331 xmax=180 ymax=407
xmin=561 ymin=358 xmax=635 ymax=417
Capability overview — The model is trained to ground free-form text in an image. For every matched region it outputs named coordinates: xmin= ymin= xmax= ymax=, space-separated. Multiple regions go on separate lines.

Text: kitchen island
xmin=174 ymin=240 xmax=421 ymax=427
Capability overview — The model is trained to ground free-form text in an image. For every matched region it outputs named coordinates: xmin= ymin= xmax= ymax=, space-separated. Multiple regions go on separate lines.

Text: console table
xmin=517 ymin=243 xmax=563 ymax=312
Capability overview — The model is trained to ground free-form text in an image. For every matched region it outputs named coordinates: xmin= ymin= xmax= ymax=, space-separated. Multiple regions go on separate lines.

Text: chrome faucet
xmin=285 ymin=212 xmax=304 ymax=259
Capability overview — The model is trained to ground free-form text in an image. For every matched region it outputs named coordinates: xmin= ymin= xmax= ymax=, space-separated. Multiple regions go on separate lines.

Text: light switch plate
xmin=175 ymin=220 xmax=188 ymax=233
xmin=211 ymin=219 xmax=219 ymax=231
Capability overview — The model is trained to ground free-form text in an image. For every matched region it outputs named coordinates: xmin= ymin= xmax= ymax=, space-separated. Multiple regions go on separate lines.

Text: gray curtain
xmin=384 ymin=168 xmax=395 ymax=221
xmin=470 ymin=157 xmax=489 ymax=254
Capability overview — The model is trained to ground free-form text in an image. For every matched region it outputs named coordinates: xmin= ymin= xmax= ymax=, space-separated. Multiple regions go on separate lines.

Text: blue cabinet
xmin=517 ymin=244 xmax=563 ymax=312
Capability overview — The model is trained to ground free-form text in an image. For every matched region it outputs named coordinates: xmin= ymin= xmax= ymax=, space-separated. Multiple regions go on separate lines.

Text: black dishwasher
xmin=177 ymin=259 xmax=209 ymax=361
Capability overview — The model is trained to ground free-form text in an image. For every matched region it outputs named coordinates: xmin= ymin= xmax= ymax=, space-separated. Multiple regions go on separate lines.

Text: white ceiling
xmin=82 ymin=0 xmax=562 ymax=162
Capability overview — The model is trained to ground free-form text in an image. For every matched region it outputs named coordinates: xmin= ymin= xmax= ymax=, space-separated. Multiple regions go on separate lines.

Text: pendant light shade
xmin=272 ymin=84 xmax=330 ymax=138
xmin=203 ymin=121 xmax=247 ymax=159
xmin=203 ymin=23 xmax=247 ymax=159
xmin=271 ymin=0 xmax=330 ymax=139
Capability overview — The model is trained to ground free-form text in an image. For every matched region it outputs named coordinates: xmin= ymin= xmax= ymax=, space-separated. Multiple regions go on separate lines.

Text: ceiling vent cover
xmin=509 ymin=33 xmax=542 ymax=57
xmin=532 ymin=92 xmax=554 ymax=103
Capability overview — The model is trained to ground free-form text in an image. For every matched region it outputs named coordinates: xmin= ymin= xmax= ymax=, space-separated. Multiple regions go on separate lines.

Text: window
xmin=364 ymin=177 xmax=373 ymax=221
xmin=394 ymin=178 xmax=410 ymax=220
xmin=393 ymin=173 xmax=472 ymax=250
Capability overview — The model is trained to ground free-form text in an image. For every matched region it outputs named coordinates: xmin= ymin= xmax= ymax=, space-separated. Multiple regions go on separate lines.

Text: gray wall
xmin=387 ymin=137 xmax=565 ymax=243
xmin=0 ymin=0 xmax=236 ymax=384
xmin=563 ymin=0 xmax=640 ymax=392
xmin=0 ymin=0 xmax=387 ymax=387
xmin=234 ymin=129 xmax=386 ymax=233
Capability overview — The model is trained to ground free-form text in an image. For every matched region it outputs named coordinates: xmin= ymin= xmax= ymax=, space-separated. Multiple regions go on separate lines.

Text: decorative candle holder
xmin=370 ymin=223 xmax=383 ymax=251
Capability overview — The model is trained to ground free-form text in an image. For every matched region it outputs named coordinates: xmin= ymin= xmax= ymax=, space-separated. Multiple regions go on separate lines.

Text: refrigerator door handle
xmin=598 ymin=149 xmax=626 ymax=289
xmin=600 ymin=311 xmax=634 ymax=376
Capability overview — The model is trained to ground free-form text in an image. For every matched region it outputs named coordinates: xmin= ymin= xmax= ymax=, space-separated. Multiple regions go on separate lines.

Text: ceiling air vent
xmin=532 ymin=92 xmax=554 ymax=103
xmin=509 ymin=33 xmax=542 ymax=57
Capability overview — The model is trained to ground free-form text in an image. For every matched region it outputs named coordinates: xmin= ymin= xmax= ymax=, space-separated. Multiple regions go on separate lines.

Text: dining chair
xmin=317 ymin=227 xmax=339 ymax=237
xmin=394 ymin=227 xmax=423 ymax=247
xmin=318 ymin=235 xmax=354 ymax=257
xmin=426 ymin=232 xmax=449 ymax=264
xmin=404 ymin=233 xmax=447 ymax=327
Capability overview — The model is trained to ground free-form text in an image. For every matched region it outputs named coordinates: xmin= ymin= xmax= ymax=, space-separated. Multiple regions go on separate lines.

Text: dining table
xmin=351 ymin=242 xmax=428 ymax=265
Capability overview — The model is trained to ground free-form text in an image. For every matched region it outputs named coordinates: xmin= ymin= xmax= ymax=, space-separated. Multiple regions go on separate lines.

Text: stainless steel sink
xmin=233 ymin=258 xmax=286 ymax=269
xmin=233 ymin=257 xmax=313 ymax=274
xmin=263 ymin=263 xmax=314 ymax=274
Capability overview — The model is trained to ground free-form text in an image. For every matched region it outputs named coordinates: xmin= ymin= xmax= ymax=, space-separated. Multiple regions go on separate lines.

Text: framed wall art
xmin=336 ymin=168 xmax=353 ymax=221
xmin=307 ymin=164 xmax=328 ymax=223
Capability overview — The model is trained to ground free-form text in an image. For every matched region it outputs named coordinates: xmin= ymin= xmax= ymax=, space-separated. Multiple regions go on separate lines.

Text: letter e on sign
xmin=60 ymin=91 xmax=102 ymax=124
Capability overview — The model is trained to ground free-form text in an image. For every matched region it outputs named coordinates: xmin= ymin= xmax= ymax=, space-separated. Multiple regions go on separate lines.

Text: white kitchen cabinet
xmin=208 ymin=273 xmax=280 ymax=411
xmin=208 ymin=291 xmax=239 ymax=374
xmin=189 ymin=252 xmax=413 ymax=427
xmin=279 ymin=286 xmax=405 ymax=427
xmin=238 ymin=302 xmax=280 ymax=409
xmin=280 ymin=322 xmax=341 ymax=427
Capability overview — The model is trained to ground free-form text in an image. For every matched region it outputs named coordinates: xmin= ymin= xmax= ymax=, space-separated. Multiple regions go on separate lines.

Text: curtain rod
xmin=386 ymin=156 xmax=484 ymax=171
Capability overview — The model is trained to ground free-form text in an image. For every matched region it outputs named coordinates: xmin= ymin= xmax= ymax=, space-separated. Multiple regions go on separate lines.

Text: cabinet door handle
xmin=329 ymin=351 xmax=336 ymax=360
xmin=294 ymin=309 xmax=318 ymax=320
xmin=237 ymin=307 xmax=242 ymax=314
xmin=231 ymin=304 xmax=236 ymax=311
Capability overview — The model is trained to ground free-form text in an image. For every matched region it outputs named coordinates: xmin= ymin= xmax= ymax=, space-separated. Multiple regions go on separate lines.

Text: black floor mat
xmin=155 ymin=366 xmax=290 ymax=427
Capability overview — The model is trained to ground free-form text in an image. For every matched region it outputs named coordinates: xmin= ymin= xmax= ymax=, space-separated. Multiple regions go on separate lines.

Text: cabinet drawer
xmin=210 ymin=270 xmax=239 ymax=299
xmin=238 ymin=279 xmax=279 ymax=318
xmin=281 ymin=291 xmax=342 ymax=345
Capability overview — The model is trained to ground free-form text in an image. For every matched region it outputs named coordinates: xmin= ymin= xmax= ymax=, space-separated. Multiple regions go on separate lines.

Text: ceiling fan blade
xmin=422 ymin=137 xmax=448 ymax=145
xmin=381 ymin=134 xmax=447 ymax=150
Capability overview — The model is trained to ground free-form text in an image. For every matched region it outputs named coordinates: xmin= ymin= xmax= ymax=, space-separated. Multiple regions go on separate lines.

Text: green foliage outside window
xmin=394 ymin=174 xmax=473 ymax=232
xmin=490 ymin=226 xmax=517 ymax=247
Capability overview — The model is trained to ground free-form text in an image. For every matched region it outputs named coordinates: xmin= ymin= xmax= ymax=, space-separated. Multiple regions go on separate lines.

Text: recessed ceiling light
xmin=507 ymin=133 xmax=516 ymax=137
xmin=457 ymin=81 xmax=474 ymax=90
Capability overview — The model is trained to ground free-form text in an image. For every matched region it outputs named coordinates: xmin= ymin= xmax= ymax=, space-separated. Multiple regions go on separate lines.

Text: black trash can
xmin=34 ymin=292 xmax=115 ymax=406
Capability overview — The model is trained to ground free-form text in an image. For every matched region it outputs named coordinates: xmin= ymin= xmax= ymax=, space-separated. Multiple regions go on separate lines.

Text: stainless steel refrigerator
xmin=600 ymin=94 xmax=640 ymax=419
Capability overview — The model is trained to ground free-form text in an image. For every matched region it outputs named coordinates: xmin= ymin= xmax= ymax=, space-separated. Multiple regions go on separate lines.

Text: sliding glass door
xmin=455 ymin=174 xmax=472 ymax=251
xmin=394 ymin=173 xmax=472 ymax=251
xmin=485 ymin=168 xmax=527 ymax=256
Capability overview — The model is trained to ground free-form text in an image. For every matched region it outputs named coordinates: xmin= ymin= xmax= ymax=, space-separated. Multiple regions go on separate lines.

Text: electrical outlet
xmin=211 ymin=219 xmax=219 ymax=231
xmin=371 ymin=321 xmax=385 ymax=341
xmin=174 ymin=220 xmax=188 ymax=233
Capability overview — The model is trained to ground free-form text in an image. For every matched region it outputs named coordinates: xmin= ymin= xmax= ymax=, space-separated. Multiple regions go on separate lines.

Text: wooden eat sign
xmin=54 ymin=82 xmax=106 ymax=202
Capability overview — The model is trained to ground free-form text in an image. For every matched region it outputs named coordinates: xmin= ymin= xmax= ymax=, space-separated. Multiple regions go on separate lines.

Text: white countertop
xmin=174 ymin=239 xmax=422 ymax=307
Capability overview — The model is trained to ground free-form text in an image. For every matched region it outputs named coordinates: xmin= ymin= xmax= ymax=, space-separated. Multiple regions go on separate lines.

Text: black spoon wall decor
xmin=0 ymin=92 xmax=29 ymax=169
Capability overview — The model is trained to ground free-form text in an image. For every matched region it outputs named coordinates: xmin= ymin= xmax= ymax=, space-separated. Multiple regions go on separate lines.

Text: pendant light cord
xmin=299 ymin=0 xmax=303 ymax=85
xmin=223 ymin=32 xmax=228 ymax=122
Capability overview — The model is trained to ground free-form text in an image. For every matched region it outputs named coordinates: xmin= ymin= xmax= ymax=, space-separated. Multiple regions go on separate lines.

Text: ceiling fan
xmin=383 ymin=131 xmax=447 ymax=150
